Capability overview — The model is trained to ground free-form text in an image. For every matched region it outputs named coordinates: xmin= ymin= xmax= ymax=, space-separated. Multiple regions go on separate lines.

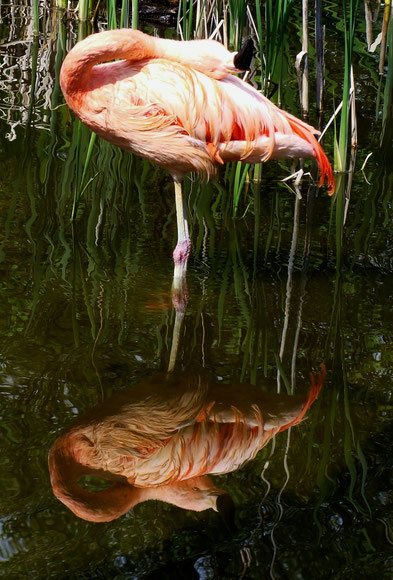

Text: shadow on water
xmin=1 ymin=2 xmax=393 ymax=579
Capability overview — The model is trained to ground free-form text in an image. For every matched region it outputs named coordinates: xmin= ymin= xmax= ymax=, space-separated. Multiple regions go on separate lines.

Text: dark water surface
xmin=1 ymin=4 xmax=393 ymax=579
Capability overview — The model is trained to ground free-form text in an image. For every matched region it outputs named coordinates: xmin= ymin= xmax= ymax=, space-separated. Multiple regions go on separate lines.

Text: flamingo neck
xmin=48 ymin=436 xmax=221 ymax=521
xmin=60 ymin=30 xmax=156 ymax=97
xmin=60 ymin=29 xmax=234 ymax=100
xmin=48 ymin=436 xmax=139 ymax=522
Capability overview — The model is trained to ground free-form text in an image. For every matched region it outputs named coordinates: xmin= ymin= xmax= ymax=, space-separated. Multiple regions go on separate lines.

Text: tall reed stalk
xmin=78 ymin=0 xmax=91 ymax=22
xmin=120 ymin=0 xmax=130 ymax=28
xmin=379 ymin=0 xmax=391 ymax=74
xmin=335 ymin=0 xmax=359 ymax=172
xmin=297 ymin=0 xmax=309 ymax=114
xmin=331 ymin=1 xmax=358 ymax=271
xmin=107 ymin=0 xmax=117 ymax=29
xmin=178 ymin=0 xmax=191 ymax=39
xmin=254 ymin=0 xmax=264 ymax=74
xmin=263 ymin=0 xmax=294 ymax=100
xmin=226 ymin=0 xmax=248 ymax=49
xmin=131 ymin=0 xmax=138 ymax=29
xmin=381 ymin=11 xmax=393 ymax=154
xmin=32 ymin=0 xmax=39 ymax=35
xmin=315 ymin=0 xmax=324 ymax=114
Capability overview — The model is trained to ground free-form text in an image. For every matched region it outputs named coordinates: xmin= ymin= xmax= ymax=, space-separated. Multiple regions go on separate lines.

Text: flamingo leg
xmin=167 ymin=309 xmax=185 ymax=372
xmin=172 ymin=180 xmax=191 ymax=310
xmin=173 ymin=180 xmax=191 ymax=272
xmin=168 ymin=180 xmax=190 ymax=359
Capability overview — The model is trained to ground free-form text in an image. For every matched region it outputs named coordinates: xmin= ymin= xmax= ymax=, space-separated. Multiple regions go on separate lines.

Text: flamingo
xmin=48 ymin=366 xmax=326 ymax=522
xmin=60 ymin=29 xmax=335 ymax=285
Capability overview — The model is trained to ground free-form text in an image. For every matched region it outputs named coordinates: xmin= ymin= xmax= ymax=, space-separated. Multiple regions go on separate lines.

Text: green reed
xmin=263 ymin=0 xmax=295 ymax=99
xmin=241 ymin=0 xmax=295 ymax=189
xmin=32 ymin=0 xmax=39 ymax=35
xmin=329 ymin=1 xmax=358 ymax=273
xmin=381 ymin=12 xmax=393 ymax=154
xmin=315 ymin=0 xmax=324 ymax=112
xmin=78 ymin=0 xmax=91 ymax=22
xmin=232 ymin=163 xmax=250 ymax=215
xmin=117 ymin=0 xmax=135 ymax=29
xmin=254 ymin=1 xmax=264 ymax=73
xmin=178 ymin=0 xmax=215 ymax=41
xmin=335 ymin=0 xmax=358 ymax=172
xmin=107 ymin=0 xmax=117 ymax=29
xmin=178 ymin=0 xmax=192 ymax=40
xmin=226 ymin=0 xmax=248 ymax=49
xmin=131 ymin=0 xmax=138 ymax=29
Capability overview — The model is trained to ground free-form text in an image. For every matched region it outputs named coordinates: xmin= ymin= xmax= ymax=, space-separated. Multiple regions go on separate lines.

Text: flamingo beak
xmin=211 ymin=492 xmax=237 ymax=533
xmin=233 ymin=37 xmax=254 ymax=72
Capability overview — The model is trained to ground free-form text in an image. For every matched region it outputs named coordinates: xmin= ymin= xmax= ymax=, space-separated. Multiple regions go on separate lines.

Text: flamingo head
xmin=154 ymin=476 xmax=234 ymax=514
xmin=180 ymin=37 xmax=254 ymax=80
xmin=233 ymin=37 xmax=254 ymax=72
xmin=153 ymin=476 xmax=236 ymax=531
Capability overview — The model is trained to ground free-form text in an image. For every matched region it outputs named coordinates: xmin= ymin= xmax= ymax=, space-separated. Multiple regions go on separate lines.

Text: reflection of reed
xmin=0 ymin=8 xmax=66 ymax=136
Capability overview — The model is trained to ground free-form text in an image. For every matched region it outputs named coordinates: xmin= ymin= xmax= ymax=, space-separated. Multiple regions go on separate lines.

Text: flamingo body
xmin=49 ymin=368 xmax=326 ymax=522
xmin=60 ymin=30 xmax=334 ymax=190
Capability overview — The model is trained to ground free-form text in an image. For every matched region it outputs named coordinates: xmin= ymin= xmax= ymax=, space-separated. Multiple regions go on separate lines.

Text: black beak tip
xmin=233 ymin=37 xmax=254 ymax=71
xmin=216 ymin=493 xmax=237 ymax=533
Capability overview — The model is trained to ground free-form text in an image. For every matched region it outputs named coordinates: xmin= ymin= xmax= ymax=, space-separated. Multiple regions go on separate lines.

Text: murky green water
xmin=1 ymin=4 xmax=393 ymax=579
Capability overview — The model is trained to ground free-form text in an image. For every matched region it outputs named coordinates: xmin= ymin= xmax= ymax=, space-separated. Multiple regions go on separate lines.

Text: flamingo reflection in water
xmin=49 ymin=366 xmax=326 ymax=522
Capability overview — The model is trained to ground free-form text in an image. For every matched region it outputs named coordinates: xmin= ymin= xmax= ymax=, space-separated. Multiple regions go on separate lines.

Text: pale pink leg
xmin=172 ymin=180 xmax=191 ymax=284
xmin=170 ymin=180 xmax=190 ymax=333
xmin=167 ymin=309 xmax=185 ymax=372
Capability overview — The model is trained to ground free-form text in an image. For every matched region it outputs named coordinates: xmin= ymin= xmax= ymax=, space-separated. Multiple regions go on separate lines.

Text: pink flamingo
xmin=49 ymin=366 xmax=326 ymax=522
xmin=60 ymin=30 xmax=335 ymax=283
